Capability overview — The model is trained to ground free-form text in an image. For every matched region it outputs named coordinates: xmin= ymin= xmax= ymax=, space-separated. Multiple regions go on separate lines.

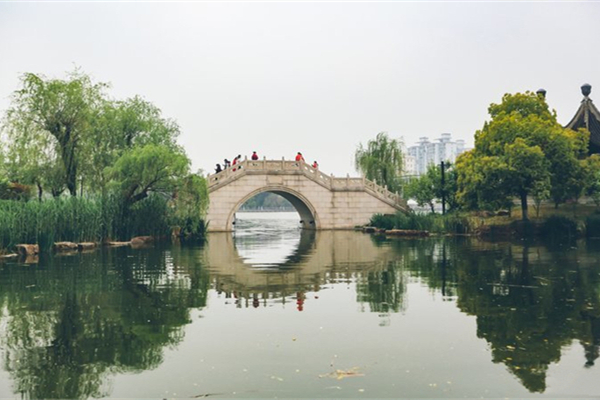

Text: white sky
xmin=1 ymin=1 xmax=599 ymax=177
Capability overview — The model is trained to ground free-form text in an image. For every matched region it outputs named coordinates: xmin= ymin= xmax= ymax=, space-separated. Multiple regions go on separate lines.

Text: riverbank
xmin=367 ymin=203 xmax=600 ymax=240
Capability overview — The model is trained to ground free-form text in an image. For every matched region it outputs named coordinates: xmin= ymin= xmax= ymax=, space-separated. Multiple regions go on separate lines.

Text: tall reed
xmin=0 ymin=194 xmax=173 ymax=253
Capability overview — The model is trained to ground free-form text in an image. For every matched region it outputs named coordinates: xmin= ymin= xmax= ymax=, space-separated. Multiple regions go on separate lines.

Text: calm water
xmin=0 ymin=212 xmax=599 ymax=399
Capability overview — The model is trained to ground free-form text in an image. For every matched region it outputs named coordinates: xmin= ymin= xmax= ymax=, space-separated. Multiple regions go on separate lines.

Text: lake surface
xmin=0 ymin=212 xmax=599 ymax=399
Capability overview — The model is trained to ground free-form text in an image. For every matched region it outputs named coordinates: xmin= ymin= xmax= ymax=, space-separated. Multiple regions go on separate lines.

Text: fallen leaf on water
xmin=319 ymin=367 xmax=364 ymax=380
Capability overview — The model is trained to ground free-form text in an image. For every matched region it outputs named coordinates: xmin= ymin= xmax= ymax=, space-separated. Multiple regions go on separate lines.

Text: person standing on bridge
xmin=251 ymin=151 xmax=259 ymax=160
xmin=215 ymin=163 xmax=222 ymax=173
xmin=232 ymin=154 xmax=242 ymax=171
xmin=295 ymin=152 xmax=305 ymax=162
xmin=312 ymin=161 xmax=318 ymax=169
xmin=223 ymin=159 xmax=230 ymax=169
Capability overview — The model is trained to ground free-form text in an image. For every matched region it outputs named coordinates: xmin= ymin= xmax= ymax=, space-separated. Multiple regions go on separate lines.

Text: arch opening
xmin=228 ymin=187 xmax=319 ymax=231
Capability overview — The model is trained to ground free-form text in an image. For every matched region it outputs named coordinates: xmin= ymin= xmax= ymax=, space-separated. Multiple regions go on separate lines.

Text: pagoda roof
xmin=565 ymin=84 xmax=600 ymax=154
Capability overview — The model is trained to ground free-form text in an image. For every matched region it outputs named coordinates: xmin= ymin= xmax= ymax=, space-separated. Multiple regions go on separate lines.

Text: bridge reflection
xmin=204 ymin=230 xmax=398 ymax=307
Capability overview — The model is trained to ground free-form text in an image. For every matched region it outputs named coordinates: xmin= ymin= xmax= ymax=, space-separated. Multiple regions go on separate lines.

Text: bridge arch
xmin=227 ymin=186 xmax=320 ymax=230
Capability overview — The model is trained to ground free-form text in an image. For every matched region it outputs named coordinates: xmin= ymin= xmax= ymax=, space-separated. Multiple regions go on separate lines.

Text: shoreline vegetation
xmin=357 ymin=91 xmax=600 ymax=241
xmin=364 ymin=202 xmax=600 ymax=242
xmin=0 ymin=70 xmax=208 ymax=255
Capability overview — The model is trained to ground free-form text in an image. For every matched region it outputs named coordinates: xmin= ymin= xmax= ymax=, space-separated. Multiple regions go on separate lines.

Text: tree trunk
xmin=58 ymin=125 xmax=77 ymax=196
xmin=520 ymin=192 xmax=529 ymax=221
xmin=37 ymin=183 xmax=43 ymax=201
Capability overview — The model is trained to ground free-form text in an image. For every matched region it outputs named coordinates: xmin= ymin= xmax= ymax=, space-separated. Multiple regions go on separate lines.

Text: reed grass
xmin=0 ymin=195 xmax=173 ymax=253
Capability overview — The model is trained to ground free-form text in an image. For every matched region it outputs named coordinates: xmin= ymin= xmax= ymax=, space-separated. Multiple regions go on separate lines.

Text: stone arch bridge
xmin=206 ymin=158 xmax=409 ymax=232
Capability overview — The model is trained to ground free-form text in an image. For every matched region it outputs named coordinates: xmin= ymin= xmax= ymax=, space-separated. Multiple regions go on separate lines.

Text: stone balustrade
xmin=208 ymin=157 xmax=406 ymax=209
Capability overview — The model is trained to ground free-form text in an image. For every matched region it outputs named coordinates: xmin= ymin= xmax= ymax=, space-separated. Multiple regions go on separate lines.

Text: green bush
xmin=0 ymin=179 xmax=32 ymax=201
xmin=369 ymin=214 xmax=395 ymax=230
xmin=369 ymin=212 xmax=472 ymax=234
xmin=441 ymin=214 xmax=472 ymax=234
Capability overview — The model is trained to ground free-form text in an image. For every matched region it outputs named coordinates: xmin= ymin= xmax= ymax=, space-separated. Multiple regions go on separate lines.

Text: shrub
xmin=369 ymin=212 xmax=472 ymax=234
xmin=441 ymin=214 xmax=472 ymax=234
xmin=369 ymin=214 xmax=395 ymax=230
xmin=0 ymin=179 xmax=32 ymax=201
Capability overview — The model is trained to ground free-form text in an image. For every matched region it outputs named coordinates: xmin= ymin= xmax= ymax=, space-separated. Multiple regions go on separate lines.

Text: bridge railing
xmin=207 ymin=157 xmax=406 ymax=209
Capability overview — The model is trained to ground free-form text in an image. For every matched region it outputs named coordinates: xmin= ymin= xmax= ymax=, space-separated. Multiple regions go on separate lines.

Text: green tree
xmin=107 ymin=144 xmax=190 ymax=206
xmin=583 ymin=155 xmax=600 ymax=206
xmin=4 ymin=70 xmax=106 ymax=196
xmin=81 ymin=96 xmax=182 ymax=194
xmin=404 ymin=163 xmax=459 ymax=213
xmin=457 ymin=92 xmax=586 ymax=220
xmin=405 ymin=173 xmax=436 ymax=212
xmin=171 ymin=173 xmax=209 ymax=239
xmin=355 ymin=132 xmax=404 ymax=193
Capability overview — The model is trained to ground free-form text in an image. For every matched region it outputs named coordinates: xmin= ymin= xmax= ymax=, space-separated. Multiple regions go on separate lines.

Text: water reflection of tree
xmin=356 ymin=260 xmax=406 ymax=314
xmin=0 ymin=246 xmax=209 ymax=399
xmin=393 ymin=238 xmax=600 ymax=393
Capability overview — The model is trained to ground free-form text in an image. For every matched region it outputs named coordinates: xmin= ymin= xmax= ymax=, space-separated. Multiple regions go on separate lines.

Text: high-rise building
xmin=405 ymin=133 xmax=467 ymax=176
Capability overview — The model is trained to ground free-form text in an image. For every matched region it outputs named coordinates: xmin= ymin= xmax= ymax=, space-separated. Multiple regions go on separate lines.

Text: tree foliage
xmin=456 ymin=91 xmax=593 ymax=220
xmin=108 ymin=144 xmax=189 ymax=206
xmin=4 ymin=71 xmax=106 ymax=196
xmin=0 ymin=69 xmax=208 ymax=242
xmin=355 ymin=132 xmax=404 ymax=193
xmin=404 ymin=163 xmax=458 ymax=213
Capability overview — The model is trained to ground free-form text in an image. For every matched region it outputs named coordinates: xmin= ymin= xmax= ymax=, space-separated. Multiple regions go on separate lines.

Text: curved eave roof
xmin=565 ymin=98 xmax=600 ymax=154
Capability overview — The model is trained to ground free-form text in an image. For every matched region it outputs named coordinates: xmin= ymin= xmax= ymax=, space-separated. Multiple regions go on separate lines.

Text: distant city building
xmin=404 ymin=133 xmax=467 ymax=176
xmin=398 ymin=139 xmax=416 ymax=178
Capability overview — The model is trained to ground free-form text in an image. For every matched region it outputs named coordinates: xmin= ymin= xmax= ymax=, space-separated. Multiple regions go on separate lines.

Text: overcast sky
xmin=1 ymin=1 xmax=599 ymax=177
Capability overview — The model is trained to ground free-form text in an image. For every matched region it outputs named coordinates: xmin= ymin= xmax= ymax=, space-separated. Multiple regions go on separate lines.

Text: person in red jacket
xmin=295 ymin=152 xmax=305 ymax=162
xmin=312 ymin=161 xmax=318 ymax=169
xmin=232 ymin=155 xmax=240 ymax=171
xmin=251 ymin=151 xmax=259 ymax=160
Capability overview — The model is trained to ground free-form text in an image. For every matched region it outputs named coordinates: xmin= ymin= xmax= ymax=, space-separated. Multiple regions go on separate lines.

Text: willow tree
xmin=81 ymin=96 xmax=182 ymax=193
xmin=4 ymin=70 xmax=106 ymax=196
xmin=355 ymin=132 xmax=404 ymax=193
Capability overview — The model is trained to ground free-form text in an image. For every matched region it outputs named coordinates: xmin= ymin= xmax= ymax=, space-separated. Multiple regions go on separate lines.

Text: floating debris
xmin=319 ymin=367 xmax=364 ymax=380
